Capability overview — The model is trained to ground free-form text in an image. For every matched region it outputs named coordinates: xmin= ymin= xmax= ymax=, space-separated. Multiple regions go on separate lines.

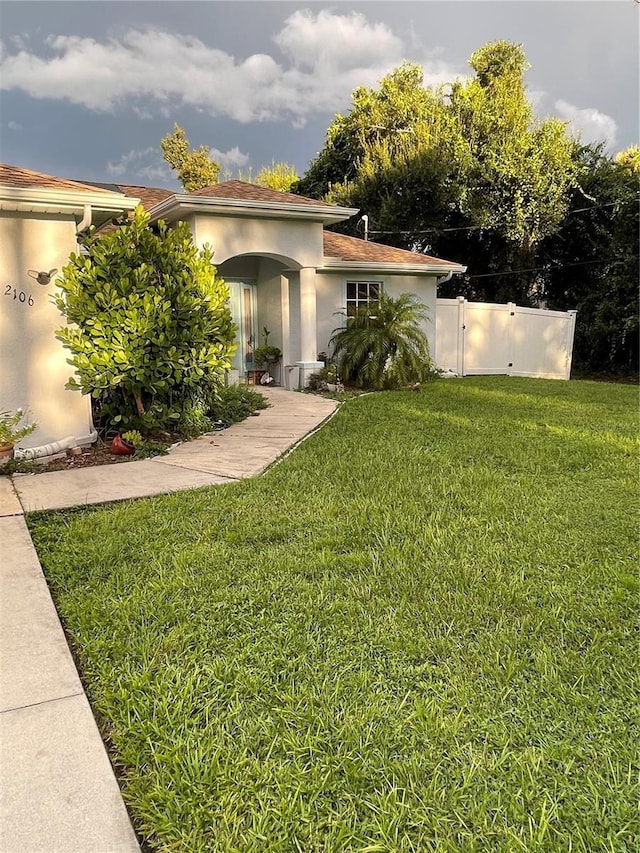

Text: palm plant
xmin=329 ymin=292 xmax=432 ymax=390
xmin=0 ymin=409 xmax=37 ymax=448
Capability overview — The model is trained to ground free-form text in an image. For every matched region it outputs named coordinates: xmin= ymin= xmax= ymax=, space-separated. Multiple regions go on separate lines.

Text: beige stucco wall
xmin=218 ymin=255 xmax=303 ymax=367
xmin=218 ymin=255 xmax=259 ymax=280
xmin=316 ymin=271 xmax=439 ymax=360
xmin=185 ymin=213 xmax=439 ymax=375
xmin=256 ymin=258 xmax=285 ymax=349
xmin=191 ymin=213 xmax=324 ymax=268
xmin=220 ymin=263 xmax=438 ymax=368
xmin=192 ymin=213 xmax=323 ymax=373
xmin=0 ymin=212 xmax=95 ymax=450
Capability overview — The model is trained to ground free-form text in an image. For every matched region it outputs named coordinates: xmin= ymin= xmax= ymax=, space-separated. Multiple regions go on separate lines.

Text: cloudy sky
xmin=0 ymin=1 xmax=637 ymax=191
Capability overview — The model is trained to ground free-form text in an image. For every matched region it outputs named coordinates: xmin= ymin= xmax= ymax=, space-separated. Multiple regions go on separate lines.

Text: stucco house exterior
xmin=0 ymin=165 xmax=139 ymax=455
xmin=103 ymin=178 xmax=466 ymax=387
xmin=0 ymin=163 xmax=465 ymax=455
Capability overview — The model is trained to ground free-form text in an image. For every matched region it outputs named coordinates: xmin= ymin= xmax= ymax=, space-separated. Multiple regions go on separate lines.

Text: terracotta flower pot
xmin=0 ymin=444 xmax=15 ymax=465
xmin=111 ymin=434 xmax=135 ymax=456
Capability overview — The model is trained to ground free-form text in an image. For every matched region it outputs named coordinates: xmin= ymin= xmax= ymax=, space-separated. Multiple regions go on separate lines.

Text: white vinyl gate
xmin=436 ymin=297 xmax=577 ymax=380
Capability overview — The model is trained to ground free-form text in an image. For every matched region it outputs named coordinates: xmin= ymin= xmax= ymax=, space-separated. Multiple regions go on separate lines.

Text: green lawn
xmin=29 ymin=377 xmax=639 ymax=852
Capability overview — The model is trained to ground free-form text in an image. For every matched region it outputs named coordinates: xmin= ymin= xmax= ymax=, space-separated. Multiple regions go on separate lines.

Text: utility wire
xmin=369 ymin=224 xmax=478 ymax=236
xmin=466 ymin=256 xmax=639 ymax=280
xmin=366 ymin=199 xmax=638 ymax=237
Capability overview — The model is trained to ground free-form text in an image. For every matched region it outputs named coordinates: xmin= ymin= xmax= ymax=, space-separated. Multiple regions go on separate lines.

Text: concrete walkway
xmin=0 ymin=387 xmax=338 ymax=853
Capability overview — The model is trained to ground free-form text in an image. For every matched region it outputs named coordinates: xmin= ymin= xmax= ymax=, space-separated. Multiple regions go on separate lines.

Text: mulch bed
xmin=38 ymin=441 xmax=138 ymax=471
xmin=4 ymin=434 xmax=179 ymax=476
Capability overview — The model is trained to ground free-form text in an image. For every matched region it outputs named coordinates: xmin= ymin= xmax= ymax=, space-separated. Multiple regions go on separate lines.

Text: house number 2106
xmin=4 ymin=285 xmax=34 ymax=306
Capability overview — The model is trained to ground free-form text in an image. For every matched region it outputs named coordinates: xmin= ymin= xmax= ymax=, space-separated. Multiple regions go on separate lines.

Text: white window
xmin=346 ymin=280 xmax=382 ymax=318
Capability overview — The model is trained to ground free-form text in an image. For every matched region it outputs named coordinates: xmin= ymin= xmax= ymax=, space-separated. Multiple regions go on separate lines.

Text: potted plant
xmin=0 ymin=409 xmax=37 ymax=464
xmin=253 ymin=327 xmax=282 ymax=376
xmin=111 ymin=429 xmax=141 ymax=457
xmin=325 ymin=362 xmax=340 ymax=392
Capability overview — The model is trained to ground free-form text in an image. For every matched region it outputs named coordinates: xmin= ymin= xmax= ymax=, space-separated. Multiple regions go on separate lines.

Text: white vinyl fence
xmin=436 ymin=297 xmax=577 ymax=380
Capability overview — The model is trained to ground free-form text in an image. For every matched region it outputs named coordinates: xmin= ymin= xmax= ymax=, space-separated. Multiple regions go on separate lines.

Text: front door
xmin=228 ymin=280 xmax=258 ymax=377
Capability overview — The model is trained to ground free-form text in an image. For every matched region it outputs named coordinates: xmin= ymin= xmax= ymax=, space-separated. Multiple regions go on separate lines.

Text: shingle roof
xmin=189 ymin=180 xmax=339 ymax=208
xmin=323 ymin=231 xmax=455 ymax=267
xmin=114 ymin=184 xmax=174 ymax=209
xmin=91 ymin=180 xmax=336 ymax=214
xmin=70 ymin=181 xmax=173 ymax=209
xmin=4 ymin=164 xmax=460 ymax=268
xmin=0 ymin=163 xmax=124 ymax=194
xmin=86 ymin=184 xmax=174 ymax=233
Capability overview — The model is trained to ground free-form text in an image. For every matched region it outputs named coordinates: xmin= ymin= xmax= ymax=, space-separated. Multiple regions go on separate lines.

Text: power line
xmin=466 ymin=256 xmax=639 ymax=280
xmin=366 ymin=198 xmax=638 ymax=237
xmin=369 ymin=224 xmax=477 ymax=236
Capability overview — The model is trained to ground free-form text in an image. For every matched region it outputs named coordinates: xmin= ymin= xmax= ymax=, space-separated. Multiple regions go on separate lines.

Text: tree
xmin=161 ymin=124 xmax=220 ymax=191
xmin=254 ymin=161 xmax=299 ymax=193
xmin=615 ymin=145 xmax=640 ymax=174
xmin=294 ymin=44 xmax=577 ymax=304
xmin=54 ymin=207 xmax=237 ymax=429
xmin=449 ymin=43 xmax=576 ymax=253
xmin=161 ymin=125 xmax=298 ymax=193
xmin=539 ymin=143 xmax=639 ymax=376
xmin=329 ymin=292 xmax=432 ymax=390
xmin=295 ymin=62 xmax=461 ymax=224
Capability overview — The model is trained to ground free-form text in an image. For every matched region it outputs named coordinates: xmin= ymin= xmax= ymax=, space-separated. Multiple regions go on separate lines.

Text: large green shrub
xmin=55 ymin=207 xmax=236 ymax=430
xmin=330 ymin=292 xmax=433 ymax=390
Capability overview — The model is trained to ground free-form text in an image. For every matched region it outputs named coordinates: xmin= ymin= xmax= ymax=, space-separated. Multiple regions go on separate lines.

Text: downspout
xmin=70 ymin=203 xmax=98 ymax=447
xmin=15 ymin=436 xmax=78 ymax=460
xmin=76 ymin=204 xmax=92 ymax=234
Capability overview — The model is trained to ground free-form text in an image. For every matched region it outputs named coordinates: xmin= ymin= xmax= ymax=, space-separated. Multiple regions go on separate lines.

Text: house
xmin=93 ymin=179 xmax=466 ymax=386
xmin=0 ymin=163 xmax=465 ymax=454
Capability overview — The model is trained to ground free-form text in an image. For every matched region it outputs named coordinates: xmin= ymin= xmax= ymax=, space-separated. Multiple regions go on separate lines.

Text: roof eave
xmin=148 ymin=195 xmax=358 ymax=225
xmin=319 ymin=259 xmax=467 ymax=275
xmin=0 ymin=186 xmax=140 ymax=216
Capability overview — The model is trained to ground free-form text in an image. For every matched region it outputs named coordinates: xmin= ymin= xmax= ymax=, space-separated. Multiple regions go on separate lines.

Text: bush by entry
xmin=54 ymin=207 xmax=237 ymax=432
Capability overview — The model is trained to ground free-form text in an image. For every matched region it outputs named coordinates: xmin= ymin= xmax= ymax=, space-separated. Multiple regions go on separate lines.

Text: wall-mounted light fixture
xmin=27 ymin=268 xmax=58 ymax=286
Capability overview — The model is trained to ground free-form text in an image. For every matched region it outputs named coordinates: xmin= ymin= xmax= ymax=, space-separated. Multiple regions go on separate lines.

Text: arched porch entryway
xmin=218 ymin=252 xmax=320 ymax=387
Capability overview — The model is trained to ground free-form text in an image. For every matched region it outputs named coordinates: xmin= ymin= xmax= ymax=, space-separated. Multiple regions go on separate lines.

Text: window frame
xmin=344 ymin=278 xmax=384 ymax=321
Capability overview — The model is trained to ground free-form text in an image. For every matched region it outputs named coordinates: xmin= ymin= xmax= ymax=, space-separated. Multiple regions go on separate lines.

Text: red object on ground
xmin=111 ymin=434 xmax=135 ymax=456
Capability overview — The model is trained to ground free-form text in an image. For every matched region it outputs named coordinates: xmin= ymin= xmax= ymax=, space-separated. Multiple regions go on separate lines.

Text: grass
xmin=28 ymin=377 xmax=639 ymax=852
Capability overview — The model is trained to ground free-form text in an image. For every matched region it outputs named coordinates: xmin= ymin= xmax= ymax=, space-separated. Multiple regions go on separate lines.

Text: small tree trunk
xmin=133 ymin=391 xmax=145 ymax=416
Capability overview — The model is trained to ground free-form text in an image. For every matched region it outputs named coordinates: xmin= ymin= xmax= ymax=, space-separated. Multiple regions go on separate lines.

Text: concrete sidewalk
xmin=0 ymin=387 xmax=338 ymax=852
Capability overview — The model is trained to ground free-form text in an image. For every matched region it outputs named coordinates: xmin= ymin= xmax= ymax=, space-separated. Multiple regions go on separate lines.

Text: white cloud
xmin=274 ymin=10 xmax=403 ymax=74
xmin=10 ymin=34 xmax=29 ymax=51
xmin=107 ymin=147 xmax=173 ymax=183
xmin=555 ymin=98 xmax=618 ymax=148
xmin=0 ymin=12 xmax=460 ymax=125
xmin=7 ymin=120 xmax=22 ymax=130
xmin=209 ymin=146 xmax=250 ymax=170
xmin=527 ymin=89 xmax=547 ymax=110
xmin=136 ymin=162 xmax=175 ymax=183
xmin=107 ymin=148 xmax=154 ymax=177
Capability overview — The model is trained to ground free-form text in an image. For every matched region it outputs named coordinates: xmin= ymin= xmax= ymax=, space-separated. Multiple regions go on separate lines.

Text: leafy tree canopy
xmin=294 ymin=42 xmax=577 ymax=301
xmin=615 ymin=145 xmax=640 ymax=175
xmin=448 ymin=42 xmax=576 ymax=249
xmin=539 ymin=143 xmax=639 ymax=376
xmin=253 ymin=161 xmax=299 ymax=193
xmin=160 ymin=125 xmax=298 ymax=193
xmin=161 ymin=124 xmax=220 ymax=191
